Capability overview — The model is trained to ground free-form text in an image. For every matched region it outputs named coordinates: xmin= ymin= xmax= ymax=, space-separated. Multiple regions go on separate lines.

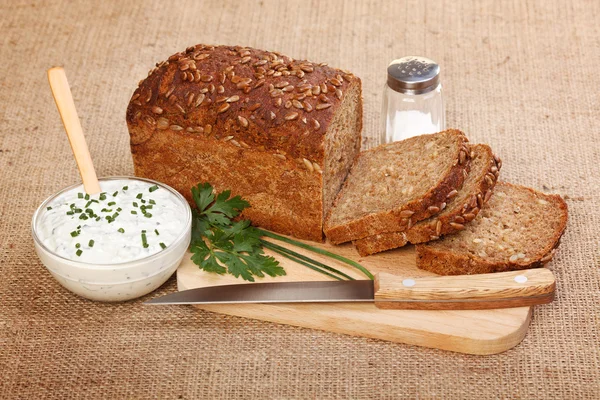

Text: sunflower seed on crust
xmin=157 ymin=118 xmax=169 ymax=130
xmin=217 ymin=103 xmax=230 ymax=113
xmin=195 ymin=93 xmax=205 ymax=107
xmin=446 ymin=189 xmax=458 ymax=199
xmin=400 ymin=210 xmax=415 ymax=218
xmin=237 ymin=116 xmax=248 ymax=127
xmin=449 ymin=222 xmax=465 ymax=230
xmin=248 ymin=103 xmax=261 ymax=111
xmin=463 ymin=212 xmax=477 ymax=222
xmin=484 ymin=190 xmax=493 ymax=203
xmin=302 ymin=158 xmax=314 ymax=172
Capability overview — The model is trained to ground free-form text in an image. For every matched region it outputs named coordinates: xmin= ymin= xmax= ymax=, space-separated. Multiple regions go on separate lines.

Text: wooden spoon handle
xmin=47 ymin=67 xmax=101 ymax=194
xmin=374 ymin=268 xmax=555 ymax=310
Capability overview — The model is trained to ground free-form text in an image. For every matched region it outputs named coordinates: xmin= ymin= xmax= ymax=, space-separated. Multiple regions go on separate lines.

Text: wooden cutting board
xmin=177 ymin=241 xmax=532 ymax=355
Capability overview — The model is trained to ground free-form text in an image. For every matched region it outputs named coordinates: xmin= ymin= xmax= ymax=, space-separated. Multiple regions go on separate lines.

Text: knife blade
xmin=145 ymin=268 xmax=556 ymax=310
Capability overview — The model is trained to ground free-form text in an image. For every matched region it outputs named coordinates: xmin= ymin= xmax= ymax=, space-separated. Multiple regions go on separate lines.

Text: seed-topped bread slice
xmin=353 ymin=145 xmax=499 ymax=255
xmin=324 ymin=129 xmax=471 ymax=244
xmin=415 ymin=182 xmax=568 ymax=275
xmin=354 ymin=144 xmax=501 ymax=256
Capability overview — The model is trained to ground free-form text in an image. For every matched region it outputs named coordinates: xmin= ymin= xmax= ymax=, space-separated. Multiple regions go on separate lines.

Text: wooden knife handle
xmin=373 ymin=268 xmax=556 ymax=310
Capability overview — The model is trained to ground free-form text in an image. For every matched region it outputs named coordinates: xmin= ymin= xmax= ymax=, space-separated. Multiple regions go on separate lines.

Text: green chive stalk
xmin=256 ymin=229 xmax=374 ymax=280
xmin=262 ymin=242 xmax=343 ymax=281
xmin=260 ymin=239 xmax=354 ymax=281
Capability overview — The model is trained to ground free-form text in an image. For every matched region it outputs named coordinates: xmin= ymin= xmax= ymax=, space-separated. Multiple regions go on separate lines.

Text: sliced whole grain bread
xmin=415 ymin=182 xmax=568 ymax=275
xmin=354 ymin=144 xmax=501 ymax=256
xmin=324 ymin=130 xmax=471 ymax=244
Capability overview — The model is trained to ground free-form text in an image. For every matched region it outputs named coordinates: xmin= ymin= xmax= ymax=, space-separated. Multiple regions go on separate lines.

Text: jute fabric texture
xmin=1 ymin=0 xmax=598 ymax=398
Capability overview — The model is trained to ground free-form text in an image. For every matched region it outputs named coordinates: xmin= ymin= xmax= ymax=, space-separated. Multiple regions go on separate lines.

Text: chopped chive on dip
xmin=40 ymin=179 xmax=185 ymax=264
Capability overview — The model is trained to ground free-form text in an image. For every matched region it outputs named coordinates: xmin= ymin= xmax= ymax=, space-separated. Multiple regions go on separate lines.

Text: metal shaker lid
xmin=387 ymin=56 xmax=440 ymax=94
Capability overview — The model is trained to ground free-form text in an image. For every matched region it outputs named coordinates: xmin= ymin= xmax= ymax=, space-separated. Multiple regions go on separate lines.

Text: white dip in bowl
xmin=32 ymin=176 xmax=192 ymax=302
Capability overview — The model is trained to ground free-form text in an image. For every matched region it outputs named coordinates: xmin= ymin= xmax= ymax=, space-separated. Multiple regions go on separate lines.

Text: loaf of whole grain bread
xmin=126 ymin=44 xmax=362 ymax=241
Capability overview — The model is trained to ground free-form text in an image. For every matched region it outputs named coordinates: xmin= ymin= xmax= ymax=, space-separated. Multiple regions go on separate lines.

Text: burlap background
xmin=1 ymin=0 xmax=599 ymax=398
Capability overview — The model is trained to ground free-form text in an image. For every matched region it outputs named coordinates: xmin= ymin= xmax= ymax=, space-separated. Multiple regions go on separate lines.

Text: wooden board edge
xmin=177 ymin=274 xmax=533 ymax=355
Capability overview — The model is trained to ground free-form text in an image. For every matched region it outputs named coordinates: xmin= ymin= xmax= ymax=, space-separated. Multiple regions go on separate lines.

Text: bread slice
xmin=354 ymin=144 xmax=501 ymax=256
xmin=324 ymin=130 xmax=470 ymax=244
xmin=415 ymin=182 xmax=568 ymax=275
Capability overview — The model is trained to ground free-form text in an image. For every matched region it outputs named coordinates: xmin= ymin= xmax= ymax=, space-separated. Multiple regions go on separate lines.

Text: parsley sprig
xmin=190 ymin=183 xmax=374 ymax=282
xmin=190 ymin=183 xmax=285 ymax=282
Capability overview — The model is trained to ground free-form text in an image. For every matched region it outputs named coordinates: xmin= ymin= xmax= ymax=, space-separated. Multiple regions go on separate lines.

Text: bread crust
xmin=354 ymin=144 xmax=500 ymax=256
xmin=126 ymin=44 xmax=362 ymax=241
xmin=415 ymin=183 xmax=568 ymax=275
xmin=324 ymin=130 xmax=471 ymax=244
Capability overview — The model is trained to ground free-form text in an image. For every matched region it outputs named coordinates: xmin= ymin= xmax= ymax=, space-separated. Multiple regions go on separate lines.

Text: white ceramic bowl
xmin=32 ymin=176 xmax=192 ymax=302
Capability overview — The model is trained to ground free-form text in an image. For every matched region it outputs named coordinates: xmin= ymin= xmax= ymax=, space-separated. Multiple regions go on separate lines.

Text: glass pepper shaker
xmin=381 ymin=56 xmax=445 ymax=144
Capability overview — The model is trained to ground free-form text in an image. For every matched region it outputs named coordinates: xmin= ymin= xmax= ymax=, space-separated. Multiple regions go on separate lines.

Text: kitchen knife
xmin=145 ymin=268 xmax=555 ymax=310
